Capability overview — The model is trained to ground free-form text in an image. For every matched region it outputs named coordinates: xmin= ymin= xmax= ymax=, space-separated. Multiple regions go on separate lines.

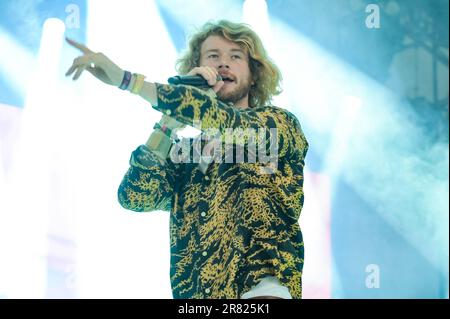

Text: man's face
xmin=199 ymin=35 xmax=253 ymax=108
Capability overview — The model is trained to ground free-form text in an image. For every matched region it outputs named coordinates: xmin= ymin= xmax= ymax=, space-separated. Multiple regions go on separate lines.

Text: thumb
xmin=212 ymin=80 xmax=224 ymax=93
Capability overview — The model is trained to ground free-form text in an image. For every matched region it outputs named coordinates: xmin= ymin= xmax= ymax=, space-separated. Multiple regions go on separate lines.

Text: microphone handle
xmin=168 ymin=74 xmax=222 ymax=87
xmin=168 ymin=75 xmax=208 ymax=86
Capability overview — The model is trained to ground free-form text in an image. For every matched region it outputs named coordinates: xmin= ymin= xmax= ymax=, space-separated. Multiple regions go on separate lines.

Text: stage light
xmin=242 ymin=0 xmax=271 ymax=41
xmin=0 ymin=27 xmax=35 ymax=98
xmin=71 ymin=0 xmax=178 ymax=298
xmin=2 ymin=17 xmax=66 ymax=298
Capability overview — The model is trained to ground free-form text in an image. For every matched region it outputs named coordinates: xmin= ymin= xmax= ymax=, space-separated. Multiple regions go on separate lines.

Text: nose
xmin=218 ymin=57 xmax=230 ymax=69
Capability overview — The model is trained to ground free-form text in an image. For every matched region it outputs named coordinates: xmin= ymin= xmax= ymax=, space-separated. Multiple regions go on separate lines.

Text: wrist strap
xmin=119 ymin=71 xmax=132 ymax=90
xmin=153 ymin=122 xmax=180 ymax=143
xmin=131 ymin=73 xmax=145 ymax=94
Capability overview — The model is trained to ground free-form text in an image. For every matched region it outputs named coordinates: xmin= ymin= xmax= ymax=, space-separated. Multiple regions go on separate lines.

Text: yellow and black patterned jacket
xmin=118 ymin=84 xmax=308 ymax=299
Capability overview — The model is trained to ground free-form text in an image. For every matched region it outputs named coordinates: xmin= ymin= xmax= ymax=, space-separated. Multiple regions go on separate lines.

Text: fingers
xmin=65 ymin=57 xmax=82 ymax=77
xmin=65 ymin=55 xmax=93 ymax=80
xmin=66 ymin=37 xmax=93 ymax=54
xmin=72 ymin=64 xmax=87 ymax=80
xmin=187 ymin=66 xmax=219 ymax=86
xmin=65 ymin=57 xmax=80 ymax=77
xmin=212 ymin=80 xmax=225 ymax=93
xmin=204 ymin=67 xmax=219 ymax=86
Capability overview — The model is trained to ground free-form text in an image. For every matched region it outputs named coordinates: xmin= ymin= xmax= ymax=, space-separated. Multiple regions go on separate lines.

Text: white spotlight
xmin=5 ymin=17 xmax=66 ymax=298
xmin=242 ymin=0 xmax=272 ymax=48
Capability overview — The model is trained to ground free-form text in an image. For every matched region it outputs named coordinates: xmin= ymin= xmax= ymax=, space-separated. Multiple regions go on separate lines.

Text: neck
xmin=235 ymin=96 xmax=249 ymax=109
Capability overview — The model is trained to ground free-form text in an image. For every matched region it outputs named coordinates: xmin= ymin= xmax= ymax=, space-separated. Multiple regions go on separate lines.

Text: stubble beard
xmin=217 ymin=76 xmax=252 ymax=106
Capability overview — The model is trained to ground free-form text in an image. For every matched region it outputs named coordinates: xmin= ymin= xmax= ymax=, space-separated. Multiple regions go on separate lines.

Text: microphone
xmin=168 ymin=74 xmax=222 ymax=87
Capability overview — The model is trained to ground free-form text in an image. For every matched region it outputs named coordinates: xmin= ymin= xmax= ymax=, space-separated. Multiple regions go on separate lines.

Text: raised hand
xmin=65 ymin=37 xmax=124 ymax=86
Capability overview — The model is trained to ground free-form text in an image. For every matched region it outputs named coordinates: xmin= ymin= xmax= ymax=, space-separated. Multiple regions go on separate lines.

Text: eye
xmin=208 ymin=54 xmax=219 ymax=59
xmin=232 ymin=55 xmax=241 ymax=59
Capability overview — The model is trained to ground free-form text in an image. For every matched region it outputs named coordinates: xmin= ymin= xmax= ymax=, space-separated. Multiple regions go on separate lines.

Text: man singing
xmin=66 ymin=20 xmax=308 ymax=299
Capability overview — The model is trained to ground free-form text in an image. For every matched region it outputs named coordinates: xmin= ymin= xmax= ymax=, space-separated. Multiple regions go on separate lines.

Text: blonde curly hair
xmin=176 ymin=20 xmax=282 ymax=108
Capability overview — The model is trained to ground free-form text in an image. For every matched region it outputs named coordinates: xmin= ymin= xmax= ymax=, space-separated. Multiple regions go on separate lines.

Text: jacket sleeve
xmin=117 ymin=144 xmax=179 ymax=212
xmin=152 ymin=84 xmax=308 ymax=162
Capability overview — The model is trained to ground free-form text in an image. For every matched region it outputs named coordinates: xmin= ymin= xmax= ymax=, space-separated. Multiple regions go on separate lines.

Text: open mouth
xmin=221 ymin=77 xmax=235 ymax=84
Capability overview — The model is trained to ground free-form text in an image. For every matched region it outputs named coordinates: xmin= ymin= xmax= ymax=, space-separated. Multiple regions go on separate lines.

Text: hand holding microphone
xmin=168 ymin=66 xmax=224 ymax=93
xmin=149 ymin=66 xmax=222 ymax=165
xmin=65 ymin=39 xmax=217 ymax=166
